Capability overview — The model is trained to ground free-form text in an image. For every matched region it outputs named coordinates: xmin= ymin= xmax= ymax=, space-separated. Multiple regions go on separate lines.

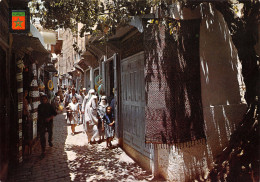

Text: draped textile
xmin=144 ymin=19 xmax=205 ymax=144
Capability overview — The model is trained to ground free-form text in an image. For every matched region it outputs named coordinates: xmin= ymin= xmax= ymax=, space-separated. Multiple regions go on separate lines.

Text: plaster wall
xmin=122 ymin=142 xmax=152 ymax=172
xmin=199 ymin=9 xmax=247 ymax=156
xmin=156 ymin=9 xmax=247 ymax=182
xmin=61 ymin=29 xmax=75 ymax=73
xmin=77 ymin=23 xmax=86 ymax=52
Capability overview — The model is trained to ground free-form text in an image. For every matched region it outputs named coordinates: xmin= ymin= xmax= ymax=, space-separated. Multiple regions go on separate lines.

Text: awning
xmin=12 ymin=34 xmax=51 ymax=66
xmin=68 ymin=67 xmax=82 ymax=77
xmin=30 ymin=23 xmax=45 ymax=47
xmin=80 ymin=50 xmax=99 ymax=68
xmin=74 ymin=63 xmax=84 ymax=74
xmin=78 ymin=59 xmax=89 ymax=70
xmin=44 ymin=64 xmax=58 ymax=73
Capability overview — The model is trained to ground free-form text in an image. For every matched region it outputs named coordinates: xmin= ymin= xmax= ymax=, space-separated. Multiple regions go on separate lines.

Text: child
xmin=97 ymin=96 xmax=108 ymax=142
xmin=102 ymin=106 xmax=115 ymax=148
xmin=66 ymin=96 xmax=80 ymax=136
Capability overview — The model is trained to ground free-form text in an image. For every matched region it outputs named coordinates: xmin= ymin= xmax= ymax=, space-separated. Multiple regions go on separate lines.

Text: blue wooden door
xmin=121 ymin=52 xmax=150 ymax=157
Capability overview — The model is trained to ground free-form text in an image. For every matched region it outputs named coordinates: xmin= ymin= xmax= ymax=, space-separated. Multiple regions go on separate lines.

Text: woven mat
xmin=144 ymin=19 xmax=205 ymax=145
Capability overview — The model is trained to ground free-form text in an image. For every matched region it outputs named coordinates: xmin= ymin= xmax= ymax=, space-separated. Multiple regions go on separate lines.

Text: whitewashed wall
xmin=156 ymin=8 xmax=247 ymax=181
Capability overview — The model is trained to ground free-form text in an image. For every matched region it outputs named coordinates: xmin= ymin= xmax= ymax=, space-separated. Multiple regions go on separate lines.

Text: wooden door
xmin=121 ymin=52 xmax=150 ymax=157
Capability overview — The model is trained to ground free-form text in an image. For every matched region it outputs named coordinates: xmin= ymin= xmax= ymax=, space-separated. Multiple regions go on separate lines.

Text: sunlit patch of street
xmin=8 ymin=112 xmax=161 ymax=182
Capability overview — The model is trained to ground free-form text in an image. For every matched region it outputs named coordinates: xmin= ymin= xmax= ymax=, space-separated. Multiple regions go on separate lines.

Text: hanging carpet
xmin=144 ymin=19 xmax=205 ymax=145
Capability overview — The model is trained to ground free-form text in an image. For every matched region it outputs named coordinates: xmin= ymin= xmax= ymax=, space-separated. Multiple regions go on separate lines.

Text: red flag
xmin=12 ymin=11 xmax=26 ymax=30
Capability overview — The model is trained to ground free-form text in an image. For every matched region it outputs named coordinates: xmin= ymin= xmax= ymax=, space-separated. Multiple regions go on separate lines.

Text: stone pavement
xmin=8 ymin=112 xmax=164 ymax=182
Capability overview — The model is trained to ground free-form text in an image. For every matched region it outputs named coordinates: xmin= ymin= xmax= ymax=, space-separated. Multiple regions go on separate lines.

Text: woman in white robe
xmin=82 ymin=89 xmax=99 ymax=143
xmin=81 ymin=89 xmax=95 ymax=133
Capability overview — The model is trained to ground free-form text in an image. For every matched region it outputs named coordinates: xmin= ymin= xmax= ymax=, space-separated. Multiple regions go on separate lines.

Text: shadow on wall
xmin=144 ymin=18 xmax=209 ymax=181
xmin=144 ymin=19 xmax=205 ymax=145
xmin=156 ymin=18 xmax=210 ymax=181
xmin=144 ymin=4 xmax=247 ymax=182
xmin=200 ymin=5 xmax=247 ymax=159
xmin=200 ymin=5 xmax=246 ymax=107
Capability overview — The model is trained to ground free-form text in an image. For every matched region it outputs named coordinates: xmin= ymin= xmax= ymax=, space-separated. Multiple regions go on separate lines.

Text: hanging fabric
xmin=29 ymin=63 xmax=40 ymax=139
xmin=144 ymin=19 xmax=205 ymax=146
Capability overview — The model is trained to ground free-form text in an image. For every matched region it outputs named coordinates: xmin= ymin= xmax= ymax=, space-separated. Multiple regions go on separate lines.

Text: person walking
xmin=88 ymin=95 xmax=99 ymax=144
xmin=69 ymin=87 xmax=81 ymax=104
xmin=66 ymin=96 xmax=80 ymax=135
xmin=65 ymin=87 xmax=81 ymax=121
xmin=81 ymin=89 xmax=95 ymax=134
xmin=97 ymin=95 xmax=108 ymax=142
xmin=38 ymin=94 xmax=57 ymax=158
xmin=82 ymin=87 xmax=87 ymax=97
xmin=64 ymin=86 xmax=72 ymax=107
xmin=56 ymin=88 xmax=64 ymax=103
xmin=77 ymin=89 xmax=83 ymax=125
xmin=82 ymin=89 xmax=98 ymax=144
xmin=102 ymin=106 xmax=115 ymax=149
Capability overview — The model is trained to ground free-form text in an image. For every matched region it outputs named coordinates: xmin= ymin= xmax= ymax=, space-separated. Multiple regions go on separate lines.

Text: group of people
xmin=64 ymin=87 xmax=115 ymax=148
xmin=37 ymin=86 xmax=115 ymax=158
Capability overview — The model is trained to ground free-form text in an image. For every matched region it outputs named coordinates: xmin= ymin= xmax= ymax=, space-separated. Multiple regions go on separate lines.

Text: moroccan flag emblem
xmin=12 ymin=11 xmax=26 ymax=30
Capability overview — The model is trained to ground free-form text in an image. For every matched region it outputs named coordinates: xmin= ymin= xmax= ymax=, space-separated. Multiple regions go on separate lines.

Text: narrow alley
xmin=7 ymin=111 xmax=157 ymax=182
xmin=1 ymin=1 xmax=259 ymax=181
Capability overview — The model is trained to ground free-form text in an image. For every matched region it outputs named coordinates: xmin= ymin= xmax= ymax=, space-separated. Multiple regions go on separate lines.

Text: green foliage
xmin=30 ymin=0 xmax=187 ymax=37
xmin=29 ymin=0 xmax=259 ymax=60
xmin=72 ymin=42 xmax=82 ymax=55
xmin=31 ymin=1 xmax=145 ymax=35
xmin=30 ymin=0 xmax=258 ymax=37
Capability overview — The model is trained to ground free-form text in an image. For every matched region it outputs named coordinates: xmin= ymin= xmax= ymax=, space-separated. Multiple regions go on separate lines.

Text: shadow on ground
xmin=7 ymin=112 xmax=71 ymax=182
xmin=67 ymin=141 xmax=162 ymax=181
xmin=7 ymin=111 xmax=165 ymax=182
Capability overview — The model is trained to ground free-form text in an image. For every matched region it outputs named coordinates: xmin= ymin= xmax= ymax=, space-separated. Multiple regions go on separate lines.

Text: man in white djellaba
xmin=82 ymin=89 xmax=94 ymax=133
xmin=81 ymin=89 xmax=99 ymax=143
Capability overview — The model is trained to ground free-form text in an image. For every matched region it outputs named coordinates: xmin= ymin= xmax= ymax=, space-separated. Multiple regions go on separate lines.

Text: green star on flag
xmin=14 ymin=18 xmax=23 ymax=28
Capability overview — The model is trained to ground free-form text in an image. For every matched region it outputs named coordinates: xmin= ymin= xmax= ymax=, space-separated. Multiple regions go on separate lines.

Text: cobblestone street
xmin=8 ymin=112 xmax=159 ymax=182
